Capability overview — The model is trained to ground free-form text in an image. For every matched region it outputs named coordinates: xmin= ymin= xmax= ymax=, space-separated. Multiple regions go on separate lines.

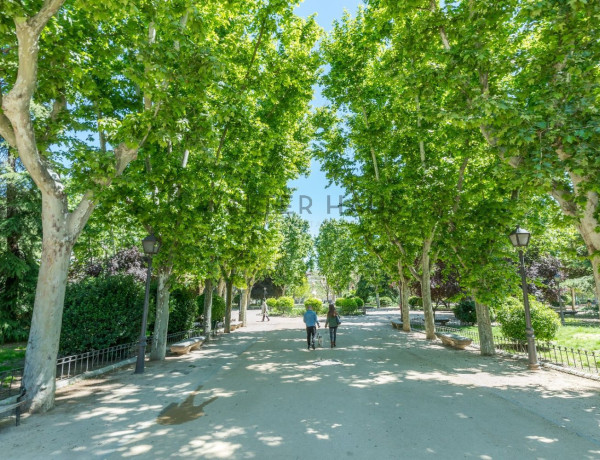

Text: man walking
xmin=261 ymin=299 xmax=270 ymax=322
xmin=303 ymin=304 xmax=320 ymax=350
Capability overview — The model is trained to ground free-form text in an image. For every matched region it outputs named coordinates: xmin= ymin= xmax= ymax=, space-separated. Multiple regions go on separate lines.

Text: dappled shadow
xmin=2 ymin=310 xmax=600 ymax=458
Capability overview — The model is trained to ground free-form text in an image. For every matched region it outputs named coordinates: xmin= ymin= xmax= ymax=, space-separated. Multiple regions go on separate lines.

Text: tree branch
xmin=28 ymin=0 xmax=65 ymax=36
xmin=0 ymin=92 xmax=17 ymax=148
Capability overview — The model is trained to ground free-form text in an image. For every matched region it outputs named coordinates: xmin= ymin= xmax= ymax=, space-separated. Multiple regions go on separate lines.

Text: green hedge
xmin=60 ymin=275 xmax=146 ymax=355
xmin=197 ymin=293 xmax=226 ymax=323
xmin=168 ymin=288 xmax=197 ymax=334
xmin=452 ymin=299 xmax=476 ymax=324
xmin=497 ymin=296 xmax=561 ymax=342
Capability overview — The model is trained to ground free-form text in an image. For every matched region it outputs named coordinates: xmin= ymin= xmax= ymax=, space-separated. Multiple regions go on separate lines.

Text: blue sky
xmin=288 ymin=0 xmax=362 ymax=235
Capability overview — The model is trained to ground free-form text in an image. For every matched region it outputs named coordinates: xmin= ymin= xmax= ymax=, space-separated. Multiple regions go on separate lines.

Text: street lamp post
xmin=263 ymin=286 xmax=267 ymax=300
xmin=135 ymin=234 xmax=160 ymax=374
xmin=509 ymin=226 xmax=540 ymax=370
xmin=555 ymin=273 xmax=566 ymax=326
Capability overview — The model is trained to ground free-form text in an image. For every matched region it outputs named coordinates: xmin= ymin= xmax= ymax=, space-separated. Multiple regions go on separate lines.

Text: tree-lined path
xmin=2 ymin=310 xmax=599 ymax=459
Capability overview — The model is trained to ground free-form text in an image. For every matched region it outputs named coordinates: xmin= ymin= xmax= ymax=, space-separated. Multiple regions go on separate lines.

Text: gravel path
xmin=1 ymin=309 xmax=599 ymax=459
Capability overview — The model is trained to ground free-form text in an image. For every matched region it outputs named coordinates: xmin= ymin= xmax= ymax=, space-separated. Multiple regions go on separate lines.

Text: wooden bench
xmin=230 ymin=321 xmax=242 ymax=331
xmin=170 ymin=336 xmax=206 ymax=355
xmin=0 ymin=388 xmax=26 ymax=426
xmin=390 ymin=319 xmax=403 ymax=330
xmin=435 ymin=318 xmax=451 ymax=326
xmin=435 ymin=332 xmax=472 ymax=350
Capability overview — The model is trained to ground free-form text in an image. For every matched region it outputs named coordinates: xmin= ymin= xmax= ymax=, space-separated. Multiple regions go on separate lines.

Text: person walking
xmin=261 ymin=299 xmax=270 ymax=322
xmin=303 ymin=304 xmax=320 ymax=350
xmin=324 ymin=303 xmax=341 ymax=348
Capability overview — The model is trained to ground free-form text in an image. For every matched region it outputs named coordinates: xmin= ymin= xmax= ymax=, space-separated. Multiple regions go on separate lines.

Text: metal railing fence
xmin=410 ymin=320 xmax=599 ymax=375
xmin=0 ymin=367 xmax=23 ymax=400
xmin=1 ymin=327 xmax=205 ymax=397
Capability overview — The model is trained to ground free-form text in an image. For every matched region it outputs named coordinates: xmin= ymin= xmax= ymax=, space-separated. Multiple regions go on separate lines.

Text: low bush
xmin=266 ymin=298 xmax=278 ymax=310
xmin=352 ymin=297 xmax=364 ymax=308
xmin=452 ymin=299 xmax=477 ymax=325
xmin=304 ymin=297 xmax=324 ymax=314
xmin=497 ymin=296 xmax=561 ymax=342
xmin=60 ymin=275 xmax=146 ymax=355
xmin=379 ymin=296 xmax=393 ymax=307
xmin=408 ymin=296 xmax=423 ymax=308
xmin=271 ymin=296 xmax=294 ymax=315
xmin=335 ymin=297 xmax=361 ymax=315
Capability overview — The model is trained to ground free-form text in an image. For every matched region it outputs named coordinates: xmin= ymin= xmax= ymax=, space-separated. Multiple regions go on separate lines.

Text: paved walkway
xmin=2 ymin=309 xmax=600 ymax=459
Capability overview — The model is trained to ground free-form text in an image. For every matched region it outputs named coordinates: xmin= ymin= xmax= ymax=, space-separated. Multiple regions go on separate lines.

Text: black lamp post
xmin=263 ymin=286 xmax=267 ymax=300
xmin=555 ymin=273 xmax=565 ymax=325
xmin=509 ymin=226 xmax=539 ymax=370
xmin=135 ymin=234 xmax=160 ymax=374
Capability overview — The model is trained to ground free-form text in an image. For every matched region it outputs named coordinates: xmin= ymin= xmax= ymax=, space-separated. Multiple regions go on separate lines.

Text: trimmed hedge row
xmin=61 ymin=275 xmax=225 ymax=355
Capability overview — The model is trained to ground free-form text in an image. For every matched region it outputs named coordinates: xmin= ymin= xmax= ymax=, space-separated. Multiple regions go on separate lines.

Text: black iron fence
xmin=411 ymin=320 xmax=600 ymax=376
xmin=1 ymin=327 xmax=205 ymax=398
xmin=0 ymin=367 xmax=23 ymax=400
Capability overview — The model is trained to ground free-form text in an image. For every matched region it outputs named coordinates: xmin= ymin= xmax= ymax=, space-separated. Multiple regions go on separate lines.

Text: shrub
xmin=60 ymin=275 xmax=146 ymax=355
xmin=266 ymin=298 xmax=278 ymax=310
xmin=168 ymin=288 xmax=197 ymax=334
xmin=304 ymin=297 xmax=324 ymax=314
xmin=408 ymin=296 xmax=423 ymax=308
xmin=196 ymin=293 xmax=226 ymax=323
xmin=379 ymin=296 xmax=393 ymax=307
xmin=276 ymin=296 xmax=294 ymax=315
xmin=352 ymin=297 xmax=364 ymax=308
xmin=452 ymin=299 xmax=477 ymax=325
xmin=497 ymin=296 xmax=561 ymax=342
xmin=335 ymin=297 xmax=360 ymax=315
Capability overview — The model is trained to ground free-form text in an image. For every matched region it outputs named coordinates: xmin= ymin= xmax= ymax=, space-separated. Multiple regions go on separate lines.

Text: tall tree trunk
xmin=241 ymin=289 xmax=249 ymax=327
xmin=150 ymin=267 xmax=171 ymax=361
xmin=4 ymin=152 xmax=20 ymax=312
xmin=217 ymin=278 xmax=226 ymax=298
xmin=590 ymin=256 xmax=600 ymax=317
xmin=398 ymin=262 xmax=411 ymax=332
xmin=421 ymin=238 xmax=436 ymax=340
xmin=375 ymin=289 xmax=381 ymax=309
xmin=241 ymin=276 xmax=254 ymax=327
xmin=473 ymin=294 xmax=495 ymax=356
xmin=225 ymin=276 xmax=233 ymax=333
xmin=1 ymin=0 xmax=140 ymax=412
xmin=570 ymin=287 xmax=576 ymax=312
xmin=238 ymin=289 xmax=245 ymax=324
xmin=203 ymin=279 xmax=213 ymax=339
xmin=23 ymin=196 xmax=73 ymax=413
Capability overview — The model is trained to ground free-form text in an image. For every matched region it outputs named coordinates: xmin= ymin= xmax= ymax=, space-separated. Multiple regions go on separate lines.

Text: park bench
xmin=0 ymin=387 xmax=26 ymax=426
xmin=170 ymin=336 xmax=206 ymax=355
xmin=435 ymin=332 xmax=472 ymax=350
xmin=434 ymin=318 xmax=451 ymax=326
xmin=390 ymin=319 xmax=403 ymax=330
xmin=553 ymin=309 xmax=577 ymax=316
xmin=230 ymin=321 xmax=242 ymax=331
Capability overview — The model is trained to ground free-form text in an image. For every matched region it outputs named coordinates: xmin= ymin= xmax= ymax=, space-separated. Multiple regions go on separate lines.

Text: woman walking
xmin=324 ymin=303 xmax=341 ymax=348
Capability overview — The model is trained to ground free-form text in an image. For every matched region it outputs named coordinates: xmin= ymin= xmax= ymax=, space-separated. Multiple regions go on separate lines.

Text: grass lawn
xmin=457 ymin=324 xmax=600 ymax=352
xmin=0 ymin=342 xmax=26 ymax=372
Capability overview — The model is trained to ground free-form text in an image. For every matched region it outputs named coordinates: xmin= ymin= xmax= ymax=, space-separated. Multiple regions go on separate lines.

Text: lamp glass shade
xmin=142 ymin=234 xmax=160 ymax=255
xmin=509 ymin=227 xmax=531 ymax=248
